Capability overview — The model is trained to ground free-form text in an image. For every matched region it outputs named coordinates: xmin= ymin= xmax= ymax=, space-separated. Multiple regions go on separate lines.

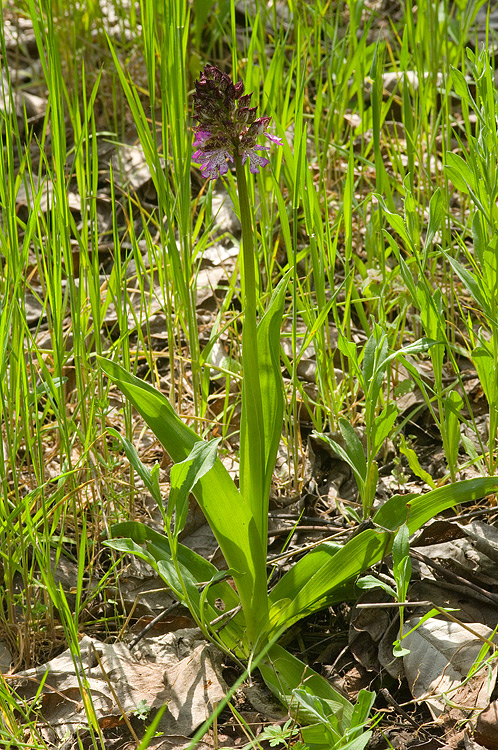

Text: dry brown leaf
xmin=349 ymin=590 xmax=392 ymax=673
xmin=111 ymin=142 xmax=158 ymax=193
xmin=14 ymin=630 xmax=227 ymax=742
xmin=402 ymin=617 xmax=497 ymax=721
xmin=475 ymin=700 xmax=498 ymax=749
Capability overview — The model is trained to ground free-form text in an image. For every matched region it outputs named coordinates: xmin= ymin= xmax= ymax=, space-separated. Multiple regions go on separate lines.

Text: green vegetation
xmin=1 ymin=0 xmax=497 ymax=746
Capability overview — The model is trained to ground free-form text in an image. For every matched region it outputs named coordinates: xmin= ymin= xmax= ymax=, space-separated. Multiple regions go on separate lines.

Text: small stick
xmin=410 ymin=548 xmax=498 ymax=605
xmin=357 ymin=600 xmax=497 ymax=649
xmin=380 ymin=688 xmax=425 ymax=733
xmin=128 ymin=603 xmax=179 ymax=649
xmin=267 ymin=529 xmax=349 ymax=563
xmin=356 ymin=600 xmax=433 ymax=608
xmin=90 ymin=643 xmax=139 ymax=743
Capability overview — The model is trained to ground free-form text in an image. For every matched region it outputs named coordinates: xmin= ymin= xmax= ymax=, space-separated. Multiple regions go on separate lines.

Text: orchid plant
xmin=100 ymin=65 xmax=498 ymax=744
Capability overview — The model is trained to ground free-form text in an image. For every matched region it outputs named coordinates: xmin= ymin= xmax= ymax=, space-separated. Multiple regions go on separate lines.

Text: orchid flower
xmin=192 ymin=64 xmax=281 ymax=180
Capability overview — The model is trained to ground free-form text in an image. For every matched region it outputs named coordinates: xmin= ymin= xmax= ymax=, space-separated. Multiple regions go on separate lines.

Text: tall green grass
xmin=0 ymin=0 xmax=496 ymax=745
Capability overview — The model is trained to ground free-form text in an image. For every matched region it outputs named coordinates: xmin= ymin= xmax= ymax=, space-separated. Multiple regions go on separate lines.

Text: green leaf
xmin=383 ymin=232 xmax=418 ymax=300
xmin=425 ymin=188 xmax=443 ymax=258
xmin=292 ymin=687 xmax=343 ymax=732
xmin=406 ymin=478 xmax=498 ymax=534
xmin=107 ymin=427 xmax=161 ymax=504
xmin=260 ymin=644 xmax=353 ymax=726
xmin=371 ymin=403 xmax=398 ymax=458
xmin=362 ymin=332 xmax=378 ymax=393
xmin=105 ymin=536 xmax=158 ymax=569
xmin=314 ymin=428 xmax=366 ymax=489
xmin=350 ymin=690 xmax=376 ymax=733
xmin=393 ymin=640 xmax=411 ymax=657
xmin=267 ymin=478 xmax=498 ymax=637
xmin=337 ymin=334 xmax=363 ymax=383
xmin=392 ymin=523 xmax=409 ymax=572
xmin=259 ymin=275 xmax=288 ymax=483
xmin=107 ymin=521 xmax=239 ymax=606
xmin=445 ymin=152 xmax=475 ymax=194
xmin=365 ymin=334 xmax=389 ymax=412
xmin=395 ymin=337 xmax=440 ymax=357
xmin=472 ymin=212 xmax=487 ymax=267
xmin=398 ymin=436 xmax=436 ymax=489
xmin=267 ymin=531 xmax=389 ymax=631
xmin=104 ymin=521 xmax=243 ymax=648
xmin=339 ymin=419 xmax=367 ymax=483
xmin=250 ymin=721 xmax=299 ymax=748
xmin=444 ymin=390 xmax=463 ymax=474
xmin=252 ymin=274 xmax=288 ymax=545
xmin=98 ymin=357 xmax=268 ymax=638
xmin=450 ymin=66 xmax=471 ymax=102
xmin=472 ymin=345 xmax=497 ymax=406
xmin=371 ymin=493 xmax=413 ymax=531
xmin=443 ymin=252 xmax=491 ymax=318
xmin=374 ymin=194 xmax=413 ymax=247
xmin=301 ymin=725 xmax=371 ymax=750
xmin=357 ymin=575 xmax=396 ymax=597
xmin=169 ymin=438 xmax=221 ymax=535
xmin=364 ymin=460 xmax=379 ymax=516
xmin=483 ymin=246 xmax=498 ymax=300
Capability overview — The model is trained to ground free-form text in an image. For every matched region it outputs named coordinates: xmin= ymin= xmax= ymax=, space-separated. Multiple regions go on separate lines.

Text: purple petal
xmin=265 ymin=132 xmax=283 ymax=145
xmin=242 ymin=148 xmax=270 ymax=173
xmin=193 ymin=130 xmax=213 ymax=148
xmin=193 ymin=147 xmax=233 ymax=180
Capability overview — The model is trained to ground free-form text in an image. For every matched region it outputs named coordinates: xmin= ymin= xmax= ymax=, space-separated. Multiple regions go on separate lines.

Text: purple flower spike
xmin=192 ymin=65 xmax=282 ymax=180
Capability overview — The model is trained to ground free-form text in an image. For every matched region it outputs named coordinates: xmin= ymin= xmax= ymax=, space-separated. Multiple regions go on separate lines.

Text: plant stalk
xmin=234 ymin=154 xmax=269 ymax=644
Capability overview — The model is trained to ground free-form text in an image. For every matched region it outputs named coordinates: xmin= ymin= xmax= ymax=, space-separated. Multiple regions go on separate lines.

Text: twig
xmin=128 ymin=603 xmax=179 ymax=650
xmin=356 ymin=600 xmax=433 ymax=608
xmin=357 ymin=600 xmax=497 ymax=649
xmin=267 ymin=529 xmax=349 ymax=564
xmin=380 ymin=688 xmax=430 ymax=735
xmin=410 ymin=548 xmax=498 ymax=605
xmin=90 ymin=643 xmax=139 ymax=743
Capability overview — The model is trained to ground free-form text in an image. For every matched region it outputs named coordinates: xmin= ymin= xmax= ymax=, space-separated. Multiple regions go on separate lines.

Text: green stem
xmin=235 ymin=154 xmax=265 ymax=498
xmin=235 ymin=156 xmax=258 ymax=333
xmin=234 ymin=154 xmax=268 ymax=643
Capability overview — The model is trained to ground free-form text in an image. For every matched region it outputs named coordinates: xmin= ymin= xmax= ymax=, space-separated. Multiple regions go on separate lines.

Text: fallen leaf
xmin=402 ymin=617 xmax=497 ymax=720
xmin=111 ymin=141 xmax=158 ymax=193
xmin=14 ymin=630 xmax=227 ymax=742
xmin=475 ymin=700 xmax=498 ymax=749
xmin=349 ymin=590 xmax=392 ymax=673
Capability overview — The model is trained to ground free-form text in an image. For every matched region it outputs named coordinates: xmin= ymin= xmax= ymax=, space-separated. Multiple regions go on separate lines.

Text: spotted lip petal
xmin=195 ymin=149 xmax=233 ymax=179
xmin=242 ymin=149 xmax=270 ymax=173
xmin=192 ymin=64 xmax=282 ymax=179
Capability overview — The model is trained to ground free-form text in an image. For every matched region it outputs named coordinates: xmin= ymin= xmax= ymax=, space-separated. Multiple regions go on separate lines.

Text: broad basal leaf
xmin=105 ymin=520 xmax=243 ymax=649
xmin=266 ymin=478 xmax=498 ymax=637
xmin=98 ymin=358 xmax=268 ymax=637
